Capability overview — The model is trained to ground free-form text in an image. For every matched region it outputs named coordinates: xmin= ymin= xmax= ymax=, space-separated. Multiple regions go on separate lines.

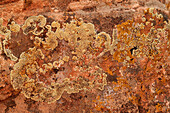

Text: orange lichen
xmin=92 ymin=8 xmax=169 ymax=112
xmin=112 ymin=8 xmax=169 ymax=65
xmin=0 ymin=8 xmax=169 ymax=112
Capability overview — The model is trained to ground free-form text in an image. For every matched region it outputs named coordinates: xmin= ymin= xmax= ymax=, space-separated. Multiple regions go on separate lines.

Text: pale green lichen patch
xmin=10 ymin=46 xmax=107 ymax=103
xmin=0 ymin=8 xmax=168 ymax=104
xmin=0 ymin=41 xmax=2 ymax=53
xmin=2 ymin=21 xmax=34 ymax=61
xmin=9 ymin=16 xmax=109 ymax=103
xmin=0 ymin=18 xmax=11 ymax=36
xmin=22 ymin=15 xmax=47 ymax=35
xmin=9 ymin=21 xmax=20 ymax=32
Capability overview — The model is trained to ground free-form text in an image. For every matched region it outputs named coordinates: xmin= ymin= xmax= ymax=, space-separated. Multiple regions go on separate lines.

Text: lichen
xmin=0 ymin=41 xmax=2 ymax=52
xmin=9 ymin=15 xmax=108 ymax=103
xmin=22 ymin=15 xmax=46 ymax=35
xmin=111 ymin=8 xmax=169 ymax=66
xmin=9 ymin=21 xmax=20 ymax=32
xmin=92 ymin=8 xmax=169 ymax=112
xmin=0 ymin=8 xmax=169 ymax=111
xmin=10 ymin=46 xmax=107 ymax=103
xmin=0 ymin=18 xmax=19 ymax=61
xmin=0 ymin=18 xmax=11 ymax=36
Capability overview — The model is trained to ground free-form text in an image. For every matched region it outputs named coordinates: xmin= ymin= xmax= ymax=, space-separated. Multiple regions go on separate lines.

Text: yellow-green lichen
xmin=22 ymin=15 xmax=47 ymax=35
xmin=0 ymin=8 xmax=167 ymax=106
xmin=9 ymin=16 xmax=108 ymax=103
xmin=10 ymin=47 xmax=107 ymax=103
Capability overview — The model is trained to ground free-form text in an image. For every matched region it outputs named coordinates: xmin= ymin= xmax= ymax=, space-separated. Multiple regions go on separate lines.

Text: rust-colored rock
xmin=0 ymin=0 xmax=169 ymax=113
xmin=0 ymin=0 xmax=19 ymax=5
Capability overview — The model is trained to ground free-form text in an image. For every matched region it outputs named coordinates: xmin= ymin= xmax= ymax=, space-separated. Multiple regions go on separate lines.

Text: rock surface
xmin=0 ymin=0 xmax=169 ymax=113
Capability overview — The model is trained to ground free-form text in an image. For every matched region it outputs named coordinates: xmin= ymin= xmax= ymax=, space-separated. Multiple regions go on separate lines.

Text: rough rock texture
xmin=0 ymin=0 xmax=169 ymax=113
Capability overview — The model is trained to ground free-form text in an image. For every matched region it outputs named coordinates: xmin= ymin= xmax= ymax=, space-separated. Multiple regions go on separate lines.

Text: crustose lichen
xmin=0 ymin=8 xmax=169 ymax=106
